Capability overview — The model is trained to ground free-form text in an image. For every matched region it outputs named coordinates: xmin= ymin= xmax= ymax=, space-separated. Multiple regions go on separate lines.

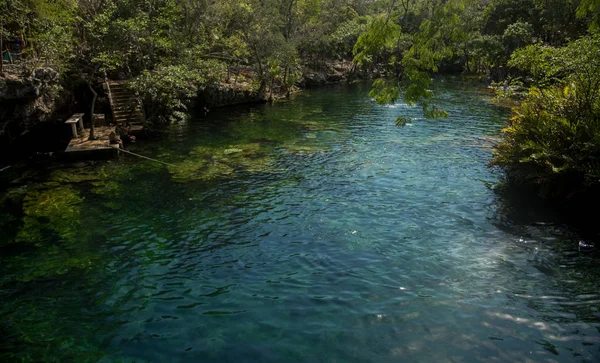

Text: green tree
xmin=0 ymin=0 xmax=76 ymax=73
xmin=578 ymin=0 xmax=600 ymax=32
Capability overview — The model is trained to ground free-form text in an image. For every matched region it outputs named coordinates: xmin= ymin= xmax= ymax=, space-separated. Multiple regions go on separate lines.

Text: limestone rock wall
xmin=300 ymin=60 xmax=357 ymax=88
xmin=0 ymin=68 xmax=70 ymax=131
xmin=0 ymin=68 xmax=72 ymax=163
xmin=197 ymin=82 xmax=265 ymax=109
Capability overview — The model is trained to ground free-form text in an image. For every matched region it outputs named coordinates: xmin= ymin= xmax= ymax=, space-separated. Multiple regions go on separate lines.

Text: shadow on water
xmin=492 ymin=181 xmax=600 ymax=250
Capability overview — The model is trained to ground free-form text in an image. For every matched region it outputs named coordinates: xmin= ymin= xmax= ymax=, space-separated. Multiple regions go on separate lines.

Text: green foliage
xmin=509 ymin=35 xmax=600 ymax=87
xmin=494 ymin=35 xmax=600 ymax=197
xmin=490 ymin=76 xmax=525 ymax=99
xmin=482 ymin=0 xmax=535 ymax=36
xmin=502 ymin=21 xmax=533 ymax=52
xmin=354 ymin=0 xmax=476 ymax=122
xmin=369 ymin=78 xmax=401 ymax=104
xmin=329 ymin=17 xmax=368 ymax=58
xmin=465 ymin=35 xmax=503 ymax=72
xmin=0 ymin=0 xmax=77 ymax=72
xmin=577 ymin=0 xmax=600 ymax=32
xmin=1 ymin=0 xmax=596 ymax=126
xmin=130 ymin=59 xmax=225 ymax=123
xmin=353 ymin=15 xmax=402 ymax=66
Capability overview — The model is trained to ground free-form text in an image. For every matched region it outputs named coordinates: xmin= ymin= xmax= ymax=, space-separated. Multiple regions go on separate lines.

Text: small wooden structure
xmin=93 ymin=113 xmax=106 ymax=126
xmin=64 ymin=113 xmax=85 ymax=137
xmin=62 ymin=125 xmax=119 ymax=160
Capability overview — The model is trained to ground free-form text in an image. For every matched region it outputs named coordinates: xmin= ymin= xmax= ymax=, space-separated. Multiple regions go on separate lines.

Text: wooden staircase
xmin=105 ymin=81 xmax=144 ymax=125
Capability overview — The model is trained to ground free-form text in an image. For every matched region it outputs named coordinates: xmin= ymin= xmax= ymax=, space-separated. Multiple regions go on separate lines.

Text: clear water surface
xmin=1 ymin=77 xmax=599 ymax=362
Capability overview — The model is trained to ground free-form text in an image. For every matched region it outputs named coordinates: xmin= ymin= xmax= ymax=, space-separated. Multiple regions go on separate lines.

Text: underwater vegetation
xmin=0 ymin=90 xmax=356 ymax=361
xmin=0 ymin=161 xmax=143 ymax=284
xmin=167 ymin=143 xmax=274 ymax=183
xmin=16 ymin=186 xmax=83 ymax=244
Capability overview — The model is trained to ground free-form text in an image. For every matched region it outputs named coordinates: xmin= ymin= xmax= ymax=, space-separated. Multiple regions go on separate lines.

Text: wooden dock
xmin=62 ymin=126 xmax=119 ymax=159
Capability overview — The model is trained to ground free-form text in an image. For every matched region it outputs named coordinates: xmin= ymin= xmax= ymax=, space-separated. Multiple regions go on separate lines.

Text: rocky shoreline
xmin=0 ymin=68 xmax=70 ymax=133
xmin=0 ymin=60 xmax=362 ymax=165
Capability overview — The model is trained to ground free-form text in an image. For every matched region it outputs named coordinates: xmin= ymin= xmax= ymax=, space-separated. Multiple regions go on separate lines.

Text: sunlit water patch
xmin=1 ymin=78 xmax=599 ymax=362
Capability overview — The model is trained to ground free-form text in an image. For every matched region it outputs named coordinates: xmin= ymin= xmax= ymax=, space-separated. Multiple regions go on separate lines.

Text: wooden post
xmin=1 ymin=19 xmax=3 ymax=75
xmin=106 ymin=81 xmax=117 ymax=125
xmin=70 ymin=123 xmax=78 ymax=138
xmin=87 ymin=79 xmax=97 ymax=140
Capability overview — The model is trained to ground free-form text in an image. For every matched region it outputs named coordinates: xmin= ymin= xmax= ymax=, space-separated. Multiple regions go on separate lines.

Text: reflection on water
xmin=1 ymin=77 xmax=599 ymax=362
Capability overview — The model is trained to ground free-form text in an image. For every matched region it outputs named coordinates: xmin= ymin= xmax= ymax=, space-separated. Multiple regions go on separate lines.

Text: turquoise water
xmin=1 ymin=78 xmax=599 ymax=362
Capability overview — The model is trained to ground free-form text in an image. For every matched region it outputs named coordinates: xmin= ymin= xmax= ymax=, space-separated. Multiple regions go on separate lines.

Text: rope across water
xmin=117 ymin=148 xmax=180 ymax=168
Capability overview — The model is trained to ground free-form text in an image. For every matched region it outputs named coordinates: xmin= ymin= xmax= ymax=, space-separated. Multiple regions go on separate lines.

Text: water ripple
xmin=2 ymin=79 xmax=599 ymax=362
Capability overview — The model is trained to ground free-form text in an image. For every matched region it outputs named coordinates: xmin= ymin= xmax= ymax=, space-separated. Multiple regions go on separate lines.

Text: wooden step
xmin=114 ymin=120 xmax=143 ymax=124
xmin=111 ymin=93 xmax=135 ymax=99
xmin=113 ymin=109 xmax=143 ymax=115
xmin=114 ymin=114 xmax=143 ymax=118
xmin=112 ymin=100 xmax=137 ymax=105
xmin=110 ymin=91 xmax=133 ymax=96
xmin=113 ymin=103 xmax=140 ymax=108
xmin=114 ymin=115 xmax=142 ymax=120
xmin=113 ymin=106 xmax=142 ymax=112
xmin=113 ymin=108 xmax=142 ymax=113
xmin=106 ymin=79 xmax=145 ymax=124
xmin=113 ymin=105 xmax=141 ymax=110
xmin=114 ymin=115 xmax=143 ymax=121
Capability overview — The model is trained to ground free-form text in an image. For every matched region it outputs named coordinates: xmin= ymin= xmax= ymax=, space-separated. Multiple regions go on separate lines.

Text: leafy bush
xmin=129 ymin=58 xmax=226 ymax=124
xmin=493 ymin=35 xmax=600 ymax=198
xmin=502 ymin=21 xmax=533 ymax=52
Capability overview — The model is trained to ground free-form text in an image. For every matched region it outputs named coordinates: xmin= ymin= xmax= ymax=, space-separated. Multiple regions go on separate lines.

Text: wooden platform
xmin=63 ymin=126 xmax=119 ymax=159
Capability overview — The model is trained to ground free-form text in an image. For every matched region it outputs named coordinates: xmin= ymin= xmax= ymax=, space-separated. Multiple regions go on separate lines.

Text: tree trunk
xmin=284 ymin=0 xmax=296 ymax=40
xmin=269 ymin=75 xmax=275 ymax=103
xmin=283 ymin=65 xmax=292 ymax=98
xmin=257 ymin=80 xmax=266 ymax=99
xmin=0 ymin=21 xmax=3 ymax=75
xmin=87 ymin=80 xmax=97 ymax=140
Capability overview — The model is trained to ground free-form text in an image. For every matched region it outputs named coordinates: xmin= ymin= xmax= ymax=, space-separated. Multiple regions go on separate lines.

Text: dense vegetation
xmin=489 ymin=2 xmax=600 ymax=204
xmin=1 ymin=0 xmax=600 ymax=205
xmin=1 ymin=0 xmax=376 ymax=122
xmin=493 ymin=35 xmax=600 ymax=202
